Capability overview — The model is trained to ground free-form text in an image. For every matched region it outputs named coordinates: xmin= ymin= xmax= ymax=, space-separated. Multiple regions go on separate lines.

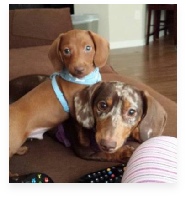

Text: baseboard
xmin=110 ymin=39 xmax=145 ymax=49
xmin=110 ymin=32 xmax=165 ymax=49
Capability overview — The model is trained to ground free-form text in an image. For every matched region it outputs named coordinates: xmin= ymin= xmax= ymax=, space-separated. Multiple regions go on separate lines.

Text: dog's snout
xmin=100 ymin=139 xmax=117 ymax=152
xmin=74 ymin=66 xmax=85 ymax=75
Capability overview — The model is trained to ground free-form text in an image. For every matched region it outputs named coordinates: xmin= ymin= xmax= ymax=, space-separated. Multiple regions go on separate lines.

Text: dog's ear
xmin=137 ymin=91 xmax=167 ymax=142
xmin=88 ymin=31 xmax=110 ymax=68
xmin=74 ymin=82 xmax=103 ymax=128
xmin=48 ymin=33 xmax=64 ymax=71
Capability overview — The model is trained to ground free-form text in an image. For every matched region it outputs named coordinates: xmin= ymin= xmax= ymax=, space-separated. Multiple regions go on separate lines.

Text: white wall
xmin=74 ymin=4 xmax=147 ymax=49
xmin=74 ymin=4 xmax=110 ymax=40
xmin=108 ymin=4 xmax=146 ymax=49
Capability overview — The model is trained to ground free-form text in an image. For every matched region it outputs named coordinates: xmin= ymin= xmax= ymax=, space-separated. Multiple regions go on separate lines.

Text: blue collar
xmin=59 ymin=67 xmax=101 ymax=85
xmin=50 ymin=68 xmax=101 ymax=112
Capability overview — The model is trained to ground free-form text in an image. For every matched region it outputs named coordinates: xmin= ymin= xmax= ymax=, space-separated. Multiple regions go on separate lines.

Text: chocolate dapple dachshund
xmin=9 ymin=30 xmax=109 ymax=175
xmin=62 ymin=81 xmax=167 ymax=163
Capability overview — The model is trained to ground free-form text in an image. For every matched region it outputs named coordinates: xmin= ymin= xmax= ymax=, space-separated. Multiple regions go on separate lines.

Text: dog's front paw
xmin=125 ymin=145 xmax=135 ymax=157
xmin=9 ymin=171 xmax=19 ymax=177
xmin=119 ymin=145 xmax=135 ymax=161
xmin=16 ymin=146 xmax=28 ymax=155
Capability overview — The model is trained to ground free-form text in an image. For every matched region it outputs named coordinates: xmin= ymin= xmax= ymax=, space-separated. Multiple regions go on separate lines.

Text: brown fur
xmin=9 ymin=30 xmax=109 ymax=175
xmin=63 ymin=81 xmax=167 ymax=163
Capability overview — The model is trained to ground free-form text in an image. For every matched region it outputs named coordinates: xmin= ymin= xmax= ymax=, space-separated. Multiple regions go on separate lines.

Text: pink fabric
xmin=122 ymin=136 xmax=177 ymax=183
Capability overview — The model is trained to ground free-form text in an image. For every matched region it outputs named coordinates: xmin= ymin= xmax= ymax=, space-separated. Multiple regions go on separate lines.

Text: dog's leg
xmin=9 ymin=138 xmax=27 ymax=158
xmin=16 ymin=146 xmax=28 ymax=155
xmin=9 ymin=145 xmax=28 ymax=177
xmin=9 ymin=171 xmax=19 ymax=177
xmin=82 ymin=145 xmax=135 ymax=163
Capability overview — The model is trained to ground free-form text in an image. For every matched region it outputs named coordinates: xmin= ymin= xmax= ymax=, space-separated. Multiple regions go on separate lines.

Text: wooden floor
xmin=108 ymin=35 xmax=177 ymax=102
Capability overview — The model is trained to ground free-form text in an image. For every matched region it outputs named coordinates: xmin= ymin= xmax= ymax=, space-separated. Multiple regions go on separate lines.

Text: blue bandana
xmin=50 ymin=68 xmax=101 ymax=112
xmin=60 ymin=67 xmax=101 ymax=85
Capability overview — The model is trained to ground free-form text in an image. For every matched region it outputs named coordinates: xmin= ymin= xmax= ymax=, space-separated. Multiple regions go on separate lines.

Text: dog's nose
xmin=74 ymin=67 xmax=85 ymax=75
xmin=100 ymin=139 xmax=117 ymax=152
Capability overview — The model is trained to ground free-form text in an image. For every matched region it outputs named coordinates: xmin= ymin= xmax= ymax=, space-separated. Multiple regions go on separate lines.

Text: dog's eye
xmin=97 ymin=101 xmax=108 ymax=111
xmin=127 ymin=109 xmax=136 ymax=117
xmin=63 ymin=48 xmax=71 ymax=55
xmin=85 ymin=45 xmax=92 ymax=52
